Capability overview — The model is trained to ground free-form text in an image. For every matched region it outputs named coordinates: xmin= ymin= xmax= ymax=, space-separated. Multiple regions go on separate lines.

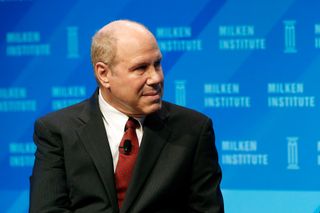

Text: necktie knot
xmin=125 ymin=117 xmax=140 ymax=130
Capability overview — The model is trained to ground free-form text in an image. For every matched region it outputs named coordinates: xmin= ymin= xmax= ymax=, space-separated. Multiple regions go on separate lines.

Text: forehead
xmin=116 ymin=32 xmax=162 ymax=63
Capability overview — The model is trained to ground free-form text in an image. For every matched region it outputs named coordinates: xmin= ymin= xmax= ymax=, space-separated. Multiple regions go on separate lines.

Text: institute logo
xmin=156 ymin=26 xmax=202 ymax=52
xmin=175 ymin=80 xmax=187 ymax=106
xmin=317 ymin=141 xmax=320 ymax=166
xmin=283 ymin=20 xmax=297 ymax=53
xmin=287 ymin=137 xmax=299 ymax=170
xmin=66 ymin=26 xmax=80 ymax=58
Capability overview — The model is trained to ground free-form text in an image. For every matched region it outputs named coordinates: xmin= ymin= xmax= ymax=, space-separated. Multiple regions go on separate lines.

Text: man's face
xmin=103 ymin=32 xmax=164 ymax=117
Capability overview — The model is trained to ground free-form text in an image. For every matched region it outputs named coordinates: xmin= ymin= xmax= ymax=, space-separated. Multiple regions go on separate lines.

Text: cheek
xmin=129 ymin=78 xmax=147 ymax=91
xmin=110 ymin=73 xmax=147 ymax=98
xmin=123 ymin=80 xmax=145 ymax=98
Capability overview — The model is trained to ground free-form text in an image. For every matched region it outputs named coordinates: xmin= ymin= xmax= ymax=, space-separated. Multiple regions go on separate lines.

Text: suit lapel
xmin=121 ymin=107 xmax=171 ymax=213
xmin=76 ymin=91 xmax=118 ymax=212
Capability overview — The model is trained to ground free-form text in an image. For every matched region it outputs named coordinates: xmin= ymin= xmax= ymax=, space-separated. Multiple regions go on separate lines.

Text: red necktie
xmin=115 ymin=117 xmax=140 ymax=208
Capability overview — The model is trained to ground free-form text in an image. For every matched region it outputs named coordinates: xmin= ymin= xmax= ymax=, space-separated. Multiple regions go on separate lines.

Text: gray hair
xmin=90 ymin=29 xmax=117 ymax=69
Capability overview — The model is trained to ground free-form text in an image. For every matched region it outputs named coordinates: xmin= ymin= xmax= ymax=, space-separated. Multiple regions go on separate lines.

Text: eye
xmin=135 ymin=65 xmax=147 ymax=71
xmin=154 ymin=60 xmax=162 ymax=69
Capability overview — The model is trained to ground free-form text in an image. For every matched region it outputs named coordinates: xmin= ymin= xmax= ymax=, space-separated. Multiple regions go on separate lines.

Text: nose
xmin=146 ymin=67 xmax=164 ymax=86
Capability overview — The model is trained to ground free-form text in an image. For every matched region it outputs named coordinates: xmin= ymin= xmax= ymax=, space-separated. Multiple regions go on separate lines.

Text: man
xmin=30 ymin=20 xmax=224 ymax=213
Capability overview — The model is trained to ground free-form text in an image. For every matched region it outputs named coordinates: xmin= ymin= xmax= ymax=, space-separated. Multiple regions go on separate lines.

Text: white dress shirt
xmin=98 ymin=89 xmax=144 ymax=171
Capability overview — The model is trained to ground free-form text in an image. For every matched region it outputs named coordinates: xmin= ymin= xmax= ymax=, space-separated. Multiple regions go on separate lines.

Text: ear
xmin=95 ymin=62 xmax=111 ymax=88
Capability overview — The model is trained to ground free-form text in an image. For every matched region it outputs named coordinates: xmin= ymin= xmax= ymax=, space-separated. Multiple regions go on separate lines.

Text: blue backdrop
xmin=1 ymin=0 xmax=320 ymax=212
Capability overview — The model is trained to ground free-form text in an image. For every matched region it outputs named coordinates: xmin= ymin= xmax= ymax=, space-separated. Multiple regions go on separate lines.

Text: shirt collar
xmin=98 ymin=89 xmax=144 ymax=129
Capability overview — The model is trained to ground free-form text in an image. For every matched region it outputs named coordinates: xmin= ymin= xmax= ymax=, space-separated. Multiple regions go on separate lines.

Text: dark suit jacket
xmin=29 ymin=90 xmax=224 ymax=213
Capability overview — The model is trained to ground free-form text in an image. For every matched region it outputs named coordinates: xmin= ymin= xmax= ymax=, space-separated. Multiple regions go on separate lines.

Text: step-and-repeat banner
xmin=1 ymin=0 xmax=320 ymax=212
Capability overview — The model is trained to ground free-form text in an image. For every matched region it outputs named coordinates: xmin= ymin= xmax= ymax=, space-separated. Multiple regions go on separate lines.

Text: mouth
xmin=143 ymin=91 xmax=160 ymax=96
xmin=142 ymin=89 xmax=162 ymax=102
xmin=143 ymin=88 xmax=162 ymax=97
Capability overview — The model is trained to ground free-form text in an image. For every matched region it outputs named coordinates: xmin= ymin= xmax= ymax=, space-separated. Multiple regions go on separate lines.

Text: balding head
xmin=91 ymin=20 xmax=163 ymax=116
xmin=91 ymin=20 xmax=155 ymax=69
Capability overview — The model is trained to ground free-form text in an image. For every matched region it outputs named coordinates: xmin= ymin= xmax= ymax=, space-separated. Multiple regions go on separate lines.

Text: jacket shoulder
xmin=35 ymin=98 xmax=91 ymax=129
xmin=162 ymin=101 xmax=210 ymax=122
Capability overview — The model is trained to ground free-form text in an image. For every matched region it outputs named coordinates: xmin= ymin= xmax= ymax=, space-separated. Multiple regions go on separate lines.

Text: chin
xmin=143 ymin=102 xmax=162 ymax=115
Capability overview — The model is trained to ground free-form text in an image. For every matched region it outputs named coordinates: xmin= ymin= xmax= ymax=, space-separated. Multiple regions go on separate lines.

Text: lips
xmin=143 ymin=91 xmax=159 ymax=96
xmin=143 ymin=88 xmax=162 ymax=96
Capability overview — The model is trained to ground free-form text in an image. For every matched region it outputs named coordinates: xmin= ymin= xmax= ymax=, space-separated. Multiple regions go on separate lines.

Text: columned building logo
xmin=67 ymin=26 xmax=80 ymax=58
xmin=317 ymin=141 xmax=320 ymax=166
xmin=175 ymin=80 xmax=186 ymax=106
xmin=283 ymin=20 xmax=297 ymax=53
xmin=287 ymin=137 xmax=299 ymax=170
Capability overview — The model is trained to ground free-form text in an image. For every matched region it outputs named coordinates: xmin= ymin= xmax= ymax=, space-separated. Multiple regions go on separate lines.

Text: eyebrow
xmin=129 ymin=55 xmax=162 ymax=70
